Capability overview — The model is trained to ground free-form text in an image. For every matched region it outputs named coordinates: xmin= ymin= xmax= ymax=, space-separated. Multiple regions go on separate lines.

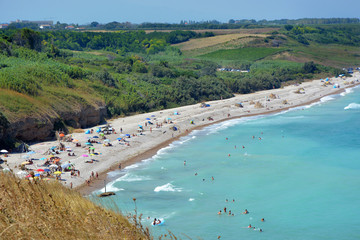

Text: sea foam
xmin=154 ymin=183 xmax=182 ymax=192
xmin=344 ymin=103 xmax=360 ymax=110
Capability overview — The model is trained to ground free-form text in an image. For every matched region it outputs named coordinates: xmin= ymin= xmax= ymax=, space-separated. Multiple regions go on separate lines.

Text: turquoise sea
xmin=95 ymin=86 xmax=360 ymax=240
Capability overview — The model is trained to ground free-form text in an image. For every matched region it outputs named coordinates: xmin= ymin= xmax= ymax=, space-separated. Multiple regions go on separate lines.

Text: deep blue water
xmin=95 ymin=86 xmax=360 ymax=240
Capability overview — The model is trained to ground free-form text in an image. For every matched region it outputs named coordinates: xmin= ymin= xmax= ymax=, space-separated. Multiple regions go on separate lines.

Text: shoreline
xmin=76 ymin=81 xmax=359 ymax=195
xmin=3 ymin=73 xmax=359 ymax=196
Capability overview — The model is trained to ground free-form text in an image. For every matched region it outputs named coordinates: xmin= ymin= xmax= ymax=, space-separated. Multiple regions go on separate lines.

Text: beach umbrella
xmin=167 ymin=117 xmax=172 ymax=120
xmin=89 ymin=147 xmax=95 ymax=150
xmin=49 ymin=155 xmax=55 ymax=158
xmin=61 ymin=163 xmax=71 ymax=169
xmin=49 ymin=164 xmax=58 ymax=169
xmin=36 ymin=169 xmax=44 ymax=172
xmin=146 ymin=118 xmax=151 ymax=120
xmin=54 ymin=171 xmax=62 ymax=175
xmin=90 ymin=154 xmax=95 ymax=156
xmin=82 ymin=154 xmax=89 ymax=157
xmin=40 ymin=157 xmax=47 ymax=160
xmin=138 ymin=125 xmax=143 ymax=128
xmin=35 ymin=173 xmax=41 ymax=177
xmin=0 ymin=149 xmax=8 ymax=153
xmin=85 ymin=142 xmax=92 ymax=145
xmin=25 ymin=174 xmax=32 ymax=178
xmin=43 ymin=169 xmax=51 ymax=172
xmin=117 ymin=137 xmax=122 ymax=140
xmin=93 ymin=136 xmax=99 ymax=138
xmin=125 ymin=134 xmax=130 ymax=137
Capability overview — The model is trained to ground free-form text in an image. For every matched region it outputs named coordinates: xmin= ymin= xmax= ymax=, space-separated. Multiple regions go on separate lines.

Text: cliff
xmin=0 ymin=101 xmax=107 ymax=147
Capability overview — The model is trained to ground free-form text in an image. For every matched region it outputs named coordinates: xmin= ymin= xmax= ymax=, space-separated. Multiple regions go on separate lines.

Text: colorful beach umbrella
xmin=146 ymin=118 xmax=151 ymax=120
xmin=35 ymin=173 xmax=41 ymax=177
xmin=54 ymin=171 xmax=62 ymax=175
xmin=40 ymin=157 xmax=47 ymax=160
xmin=43 ymin=169 xmax=51 ymax=172
xmin=36 ymin=169 xmax=44 ymax=172
xmin=93 ymin=136 xmax=99 ymax=138
xmin=117 ymin=138 xmax=122 ymax=140
xmin=82 ymin=154 xmax=89 ymax=157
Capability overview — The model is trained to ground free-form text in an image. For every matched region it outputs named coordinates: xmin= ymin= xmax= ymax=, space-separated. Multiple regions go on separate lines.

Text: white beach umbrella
xmin=0 ymin=149 xmax=8 ymax=153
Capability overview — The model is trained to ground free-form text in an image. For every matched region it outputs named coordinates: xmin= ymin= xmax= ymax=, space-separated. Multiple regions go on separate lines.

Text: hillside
xmin=0 ymin=172 xmax=150 ymax=239
xmin=0 ymin=25 xmax=359 ymax=148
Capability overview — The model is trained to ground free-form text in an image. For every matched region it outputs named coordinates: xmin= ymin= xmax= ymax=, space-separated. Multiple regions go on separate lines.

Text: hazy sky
xmin=1 ymin=0 xmax=359 ymax=24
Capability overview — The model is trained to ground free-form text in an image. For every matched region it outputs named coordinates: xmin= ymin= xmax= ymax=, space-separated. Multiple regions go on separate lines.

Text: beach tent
xmin=85 ymin=130 xmax=91 ymax=134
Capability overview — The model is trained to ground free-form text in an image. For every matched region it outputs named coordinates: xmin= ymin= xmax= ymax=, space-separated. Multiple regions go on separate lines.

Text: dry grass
xmin=173 ymin=33 xmax=269 ymax=52
xmin=0 ymin=173 xmax=151 ymax=240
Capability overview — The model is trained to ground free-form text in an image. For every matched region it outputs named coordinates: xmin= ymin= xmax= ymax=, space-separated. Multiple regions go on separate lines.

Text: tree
xmin=303 ymin=61 xmax=317 ymax=74
xmin=90 ymin=21 xmax=99 ymax=28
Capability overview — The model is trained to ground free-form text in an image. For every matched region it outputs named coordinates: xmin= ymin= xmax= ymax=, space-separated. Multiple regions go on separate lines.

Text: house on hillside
xmin=0 ymin=24 xmax=8 ymax=29
xmin=40 ymin=24 xmax=51 ymax=29
xmin=65 ymin=25 xmax=75 ymax=30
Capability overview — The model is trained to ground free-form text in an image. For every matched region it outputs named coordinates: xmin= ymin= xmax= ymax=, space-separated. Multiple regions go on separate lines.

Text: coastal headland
xmin=2 ymin=73 xmax=359 ymax=195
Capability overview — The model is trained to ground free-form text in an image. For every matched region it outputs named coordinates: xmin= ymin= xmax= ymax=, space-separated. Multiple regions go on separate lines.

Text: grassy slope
xmin=0 ymin=173 xmax=149 ymax=239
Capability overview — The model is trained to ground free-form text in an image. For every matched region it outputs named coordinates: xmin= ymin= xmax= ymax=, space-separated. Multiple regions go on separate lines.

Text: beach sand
xmin=2 ymin=73 xmax=359 ymax=195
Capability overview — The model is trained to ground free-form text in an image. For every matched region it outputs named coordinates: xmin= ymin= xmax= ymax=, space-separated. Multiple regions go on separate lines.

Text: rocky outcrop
xmin=2 ymin=103 xmax=107 ymax=144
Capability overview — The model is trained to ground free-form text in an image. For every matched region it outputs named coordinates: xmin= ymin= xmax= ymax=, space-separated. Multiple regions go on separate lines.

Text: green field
xmin=198 ymin=47 xmax=285 ymax=61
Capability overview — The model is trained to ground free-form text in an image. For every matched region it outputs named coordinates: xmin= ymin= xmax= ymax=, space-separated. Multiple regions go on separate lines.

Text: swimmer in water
xmin=218 ymin=210 xmax=222 ymax=215
xmin=248 ymin=224 xmax=253 ymax=228
xmin=261 ymin=218 xmax=265 ymax=222
xmin=243 ymin=209 xmax=249 ymax=214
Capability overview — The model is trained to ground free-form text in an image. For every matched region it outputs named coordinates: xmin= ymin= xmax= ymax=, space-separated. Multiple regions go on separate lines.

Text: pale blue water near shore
xmin=95 ymin=86 xmax=360 ymax=240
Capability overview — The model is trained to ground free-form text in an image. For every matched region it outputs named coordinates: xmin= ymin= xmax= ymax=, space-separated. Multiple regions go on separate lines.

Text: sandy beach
xmin=1 ymin=73 xmax=359 ymax=195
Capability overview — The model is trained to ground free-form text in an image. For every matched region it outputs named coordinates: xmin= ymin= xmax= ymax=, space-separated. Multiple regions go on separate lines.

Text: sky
xmin=0 ymin=0 xmax=359 ymax=24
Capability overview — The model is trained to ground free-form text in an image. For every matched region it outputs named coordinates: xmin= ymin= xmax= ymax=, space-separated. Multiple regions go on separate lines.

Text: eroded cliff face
xmin=2 ymin=103 xmax=107 ymax=144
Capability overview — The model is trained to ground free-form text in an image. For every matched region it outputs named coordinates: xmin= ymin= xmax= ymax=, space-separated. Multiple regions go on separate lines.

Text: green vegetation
xmin=199 ymin=47 xmax=285 ymax=61
xmin=1 ymin=23 xmax=359 ymax=147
